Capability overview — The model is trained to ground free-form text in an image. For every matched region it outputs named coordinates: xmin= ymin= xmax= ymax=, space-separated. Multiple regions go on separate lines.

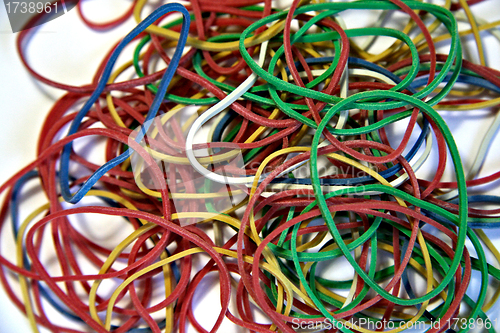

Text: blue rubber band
xmin=59 ymin=3 xmax=190 ymax=204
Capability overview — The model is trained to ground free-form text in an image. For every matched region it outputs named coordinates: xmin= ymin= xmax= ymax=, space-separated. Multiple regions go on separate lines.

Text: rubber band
xmin=3 ymin=0 xmax=500 ymax=332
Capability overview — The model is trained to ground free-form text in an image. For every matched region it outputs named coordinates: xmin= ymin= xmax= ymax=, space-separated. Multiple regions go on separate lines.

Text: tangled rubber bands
xmin=2 ymin=0 xmax=500 ymax=332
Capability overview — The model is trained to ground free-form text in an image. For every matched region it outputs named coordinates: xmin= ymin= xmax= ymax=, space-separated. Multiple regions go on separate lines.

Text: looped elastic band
xmin=3 ymin=0 xmax=500 ymax=332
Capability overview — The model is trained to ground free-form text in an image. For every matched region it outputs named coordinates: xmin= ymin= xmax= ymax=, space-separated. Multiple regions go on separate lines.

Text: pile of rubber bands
xmin=3 ymin=0 xmax=500 ymax=332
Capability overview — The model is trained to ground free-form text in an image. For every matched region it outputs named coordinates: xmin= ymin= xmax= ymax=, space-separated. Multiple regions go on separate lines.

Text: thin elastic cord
xmin=59 ymin=3 xmax=190 ymax=204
